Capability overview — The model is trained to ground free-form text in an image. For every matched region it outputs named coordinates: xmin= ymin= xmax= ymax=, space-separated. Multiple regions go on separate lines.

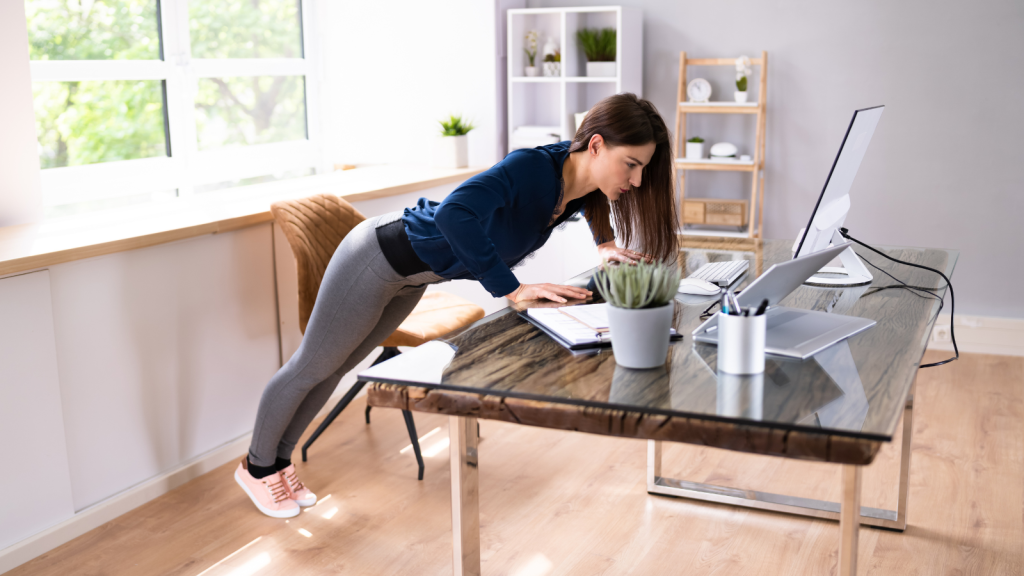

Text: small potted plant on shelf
xmin=735 ymin=55 xmax=752 ymax=103
xmin=594 ymin=260 xmax=680 ymax=369
xmin=543 ymin=50 xmax=561 ymax=77
xmin=686 ymin=136 xmax=705 ymax=160
xmin=577 ymin=27 xmax=616 ymax=77
xmin=524 ymin=30 xmax=539 ymax=77
xmin=436 ymin=114 xmax=474 ymax=168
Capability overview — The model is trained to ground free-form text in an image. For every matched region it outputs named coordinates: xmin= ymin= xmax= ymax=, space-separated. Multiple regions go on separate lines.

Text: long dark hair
xmin=570 ymin=93 xmax=678 ymax=263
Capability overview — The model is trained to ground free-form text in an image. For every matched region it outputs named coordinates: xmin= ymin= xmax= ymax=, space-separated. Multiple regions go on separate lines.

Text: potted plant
xmin=543 ymin=50 xmax=561 ymax=77
xmin=686 ymin=136 xmax=705 ymax=160
xmin=593 ymin=260 xmax=680 ymax=369
xmin=734 ymin=55 xmax=752 ymax=103
xmin=577 ymin=27 xmax=616 ymax=77
xmin=436 ymin=114 xmax=474 ymax=168
xmin=523 ymin=30 xmax=539 ymax=77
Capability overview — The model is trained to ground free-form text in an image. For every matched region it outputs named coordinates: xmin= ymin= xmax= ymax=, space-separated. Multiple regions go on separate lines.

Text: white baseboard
xmin=927 ymin=314 xmax=1024 ymax=357
xmin=0 ymin=433 xmax=251 ymax=574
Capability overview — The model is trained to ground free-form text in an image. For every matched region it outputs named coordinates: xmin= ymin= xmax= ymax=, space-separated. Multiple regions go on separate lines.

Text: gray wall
xmin=529 ymin=0 xmax=1024 ymax=318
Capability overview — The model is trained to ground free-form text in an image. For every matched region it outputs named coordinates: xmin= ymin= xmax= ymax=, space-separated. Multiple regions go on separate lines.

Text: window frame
xmin=28 ymin=0 xmax=324 ymax=210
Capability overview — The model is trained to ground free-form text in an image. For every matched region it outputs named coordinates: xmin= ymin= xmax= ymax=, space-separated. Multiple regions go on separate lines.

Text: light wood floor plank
xmin=10 ymin=351 xmax=1022 ymax=575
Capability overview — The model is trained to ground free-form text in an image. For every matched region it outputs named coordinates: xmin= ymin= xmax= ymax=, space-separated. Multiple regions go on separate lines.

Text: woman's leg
xmin=247 ymin=219 xmax=412 ymax=467
xmin=272 ymin=285 xmax=428 ymax=461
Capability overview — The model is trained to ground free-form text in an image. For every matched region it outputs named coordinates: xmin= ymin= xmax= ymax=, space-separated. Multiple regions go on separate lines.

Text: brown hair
xmin=570 ymin=93 xmax=678 ymax=263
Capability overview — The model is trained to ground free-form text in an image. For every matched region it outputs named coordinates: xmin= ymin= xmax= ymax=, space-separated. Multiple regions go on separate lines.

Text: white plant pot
xmin=586 ymin=61 xmax=617 ymax=77
xmin=524 ymin=66 xmax=538 ymax=77
xmin=685 ymin=142 xmax=704 ymax=160
xmin=607 ymin=302 xmax=674 ymax=369
xmin=543 ymin=62 xmax=560 ymax=77
xmin=435 ymin=134 xmax=468 ymax=169
xmin=734 ymin=91 xmax=748 ymax=103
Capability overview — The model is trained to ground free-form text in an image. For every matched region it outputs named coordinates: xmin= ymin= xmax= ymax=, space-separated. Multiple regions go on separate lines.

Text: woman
xmin=234 ymin=93 xmax=679 ymax=517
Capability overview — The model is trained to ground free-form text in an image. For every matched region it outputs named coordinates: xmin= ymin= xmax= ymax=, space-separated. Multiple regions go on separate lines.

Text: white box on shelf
xmin=586 ymin=61 xmax=616 ymax=77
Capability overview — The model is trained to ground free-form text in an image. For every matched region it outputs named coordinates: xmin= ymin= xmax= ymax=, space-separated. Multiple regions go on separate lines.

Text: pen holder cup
xmin=716 ymin=311 xmax=766 ymax=375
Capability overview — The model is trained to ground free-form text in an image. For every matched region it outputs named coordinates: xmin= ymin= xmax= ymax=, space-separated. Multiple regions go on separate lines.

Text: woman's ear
xmin=588 ymin=134 xmax=604 ymax=156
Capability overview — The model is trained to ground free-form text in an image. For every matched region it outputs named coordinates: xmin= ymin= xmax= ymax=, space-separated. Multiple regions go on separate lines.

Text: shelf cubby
xmin=506 ymin=6 xmax=641 ymax=151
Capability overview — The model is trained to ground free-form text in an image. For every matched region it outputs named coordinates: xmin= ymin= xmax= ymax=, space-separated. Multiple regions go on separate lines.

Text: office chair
xmin=270 ymin=193 xmax=484 ymax=480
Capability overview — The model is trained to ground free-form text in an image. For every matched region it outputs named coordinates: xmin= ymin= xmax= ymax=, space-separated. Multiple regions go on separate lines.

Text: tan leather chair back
xmin=270 ymin=194 xmax=367 ymax=334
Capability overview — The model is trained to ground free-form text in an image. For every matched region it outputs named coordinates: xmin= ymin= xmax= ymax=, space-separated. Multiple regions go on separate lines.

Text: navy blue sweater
xmin=402 ymin=142 xmax=604 ymax=297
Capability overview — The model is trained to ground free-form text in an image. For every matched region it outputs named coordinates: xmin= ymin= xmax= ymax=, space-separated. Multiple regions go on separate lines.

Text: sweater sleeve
xmin=433 ymin=168 xmax=522 ymax=298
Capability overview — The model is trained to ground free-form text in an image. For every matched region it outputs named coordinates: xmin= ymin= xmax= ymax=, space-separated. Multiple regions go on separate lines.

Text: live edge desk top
xmin=360 ymin=240 xmax=956 ymax=467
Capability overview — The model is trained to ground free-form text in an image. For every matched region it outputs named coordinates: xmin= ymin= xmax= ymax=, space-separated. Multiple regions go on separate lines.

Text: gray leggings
xmin=248 ymin=211 xmax=445 ymax=466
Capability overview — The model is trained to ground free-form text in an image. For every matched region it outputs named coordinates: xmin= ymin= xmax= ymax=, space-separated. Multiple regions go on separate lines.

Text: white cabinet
xmin=0 ymin=271 xmax=75 ymax=550
xmin=506 ymin=6 xmax=642 ymax=150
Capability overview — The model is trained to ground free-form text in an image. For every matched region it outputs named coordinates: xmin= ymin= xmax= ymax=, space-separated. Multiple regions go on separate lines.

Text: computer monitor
xmin=793 ymin=105 xmax=884 ymax=286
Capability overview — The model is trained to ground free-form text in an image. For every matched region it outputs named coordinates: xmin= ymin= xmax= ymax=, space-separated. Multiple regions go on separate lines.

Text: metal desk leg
xmin=839 ymin=465 xmax=862 ymax=576
xmin=450 ymin=416 xmax=480 ymax=576
xmin=647 ymin=380 xmax=916 ymax=531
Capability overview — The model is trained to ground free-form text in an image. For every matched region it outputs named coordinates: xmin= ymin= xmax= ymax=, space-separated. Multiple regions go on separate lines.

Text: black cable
xmin=839 ymin=228 xmax=958 ymax=368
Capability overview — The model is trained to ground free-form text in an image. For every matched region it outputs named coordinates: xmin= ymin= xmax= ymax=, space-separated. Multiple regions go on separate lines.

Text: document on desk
xmin=524 ymin=304 xmax=680 ymax=351
xmin=525 ymin=308 xmax=609 ymax=347
xmin=558 ymin=303 xmax=609 ymax=332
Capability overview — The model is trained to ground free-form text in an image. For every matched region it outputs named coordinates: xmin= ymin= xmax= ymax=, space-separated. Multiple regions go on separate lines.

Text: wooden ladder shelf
xmin=675 ymin=51 xmax=767 ymax=250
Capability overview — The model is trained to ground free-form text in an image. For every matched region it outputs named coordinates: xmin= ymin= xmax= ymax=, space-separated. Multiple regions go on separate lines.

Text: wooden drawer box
xmin=682 ymin=199 xmax=748 ymax=226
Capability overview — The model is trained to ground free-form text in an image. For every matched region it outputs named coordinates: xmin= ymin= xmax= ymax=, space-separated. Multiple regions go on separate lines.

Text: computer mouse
xmin=678 ymin=278 xmax=721 ymax=296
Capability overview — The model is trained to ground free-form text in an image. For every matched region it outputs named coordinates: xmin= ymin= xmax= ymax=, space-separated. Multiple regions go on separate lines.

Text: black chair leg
xmin=302 ymin=380 xmax=366 ymax=462
xmin=402 ymin=409 xmax=425 ymax=481
xmin=301 ymin=346 xmax=402 ymax=462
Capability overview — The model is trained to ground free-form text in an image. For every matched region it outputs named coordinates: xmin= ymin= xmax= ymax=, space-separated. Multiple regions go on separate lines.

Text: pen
xmin=755 ymin=299 xmax=769 ymax=316
xmin=720 ymin=292 xmax=730 ymax=315
xmin=728 ymin=292 xmax=741 ymax=315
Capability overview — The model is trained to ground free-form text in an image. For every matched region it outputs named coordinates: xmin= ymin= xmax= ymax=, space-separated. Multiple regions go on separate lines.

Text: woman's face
xmin=589 ymin=135 xmax=657 ymax=202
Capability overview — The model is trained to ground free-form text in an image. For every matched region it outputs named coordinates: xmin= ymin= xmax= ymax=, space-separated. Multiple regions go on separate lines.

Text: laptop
xmin=692 ymin=243 xmax=876 ymax=359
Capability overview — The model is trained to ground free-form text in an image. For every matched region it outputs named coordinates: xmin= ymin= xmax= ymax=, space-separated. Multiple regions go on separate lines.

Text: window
xmin=26 ymin=0 xmax=321 ymax=217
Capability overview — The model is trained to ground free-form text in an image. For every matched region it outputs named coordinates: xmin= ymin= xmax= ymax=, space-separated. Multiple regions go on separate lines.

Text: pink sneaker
xmin=234 ymin=458 xmax=300 ymax=518
xmin=279 ymin=464 xmax=317 ymax=507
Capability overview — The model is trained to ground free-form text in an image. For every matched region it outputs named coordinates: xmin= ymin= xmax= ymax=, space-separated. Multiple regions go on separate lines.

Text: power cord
xmin=838 ymin=227 xmax=958 ymax=368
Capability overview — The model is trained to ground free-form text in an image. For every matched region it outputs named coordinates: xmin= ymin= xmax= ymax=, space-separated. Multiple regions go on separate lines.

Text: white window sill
xmin=0 ymin=165 xmax=485 ymax=277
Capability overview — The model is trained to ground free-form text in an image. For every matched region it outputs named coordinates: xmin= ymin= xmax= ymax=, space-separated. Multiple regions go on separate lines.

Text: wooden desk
xmin=359 ymin=240 xmax=956 ymax=576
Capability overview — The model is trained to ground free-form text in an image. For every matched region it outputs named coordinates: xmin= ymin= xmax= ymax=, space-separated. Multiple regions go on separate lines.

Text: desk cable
xmin=838 ymin=228 xmax=958 ymax=368
xmin=697 ymin=232 xmax=960 ymax=369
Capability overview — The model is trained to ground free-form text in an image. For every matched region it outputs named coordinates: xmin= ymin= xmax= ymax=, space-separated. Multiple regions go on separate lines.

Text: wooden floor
xmin=12 ymin=351 xmax=1023 ymax=576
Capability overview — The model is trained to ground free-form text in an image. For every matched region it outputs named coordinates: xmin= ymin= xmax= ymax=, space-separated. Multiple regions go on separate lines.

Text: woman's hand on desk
xmin=597 ymin=241 xmax=651 ymax=265
xmin=506 ymin=283 xmax=592 ymax=304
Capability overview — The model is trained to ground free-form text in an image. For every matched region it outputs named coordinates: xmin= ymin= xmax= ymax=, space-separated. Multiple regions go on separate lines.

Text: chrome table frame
xmin=646 ymin=382 xmax=915 ymax=533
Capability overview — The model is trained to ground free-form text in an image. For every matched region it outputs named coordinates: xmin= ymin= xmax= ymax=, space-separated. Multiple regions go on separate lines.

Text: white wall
xmin=529 ymin=0 xmax=1024 ymax=318
xmin=0 ymin=0 xmax=44 ymax=226
xmin=317 ymin=0 xmax=503 ymax=169
xmin=0 ymin=271 xmax=74 ymax=551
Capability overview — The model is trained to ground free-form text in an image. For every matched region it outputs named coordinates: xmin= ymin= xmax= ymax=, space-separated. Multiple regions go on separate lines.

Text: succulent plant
xmin=687 ymin=136 xmax=705 ymax=143
xmin=593 ymin=259 xmax=680 ymax=309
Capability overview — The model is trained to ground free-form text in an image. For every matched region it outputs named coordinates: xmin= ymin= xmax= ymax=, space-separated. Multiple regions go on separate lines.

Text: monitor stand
xmin=798 ymin=229 xmax=873 ymax=287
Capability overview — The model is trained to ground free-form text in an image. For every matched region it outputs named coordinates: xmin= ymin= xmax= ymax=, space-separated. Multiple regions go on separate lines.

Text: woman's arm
xmin=597 ymin=241 xmax=651 ymax=265
xmin=435 ymin=170 xmax=593 ymax=303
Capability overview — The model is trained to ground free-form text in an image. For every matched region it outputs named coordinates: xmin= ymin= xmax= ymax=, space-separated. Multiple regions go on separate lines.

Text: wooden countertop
xmin=0 ymin=165 xmax=485 ymax=277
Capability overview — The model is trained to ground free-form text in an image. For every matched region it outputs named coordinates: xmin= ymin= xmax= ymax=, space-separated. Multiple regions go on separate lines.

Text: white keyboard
xmin=688 ymin=260 xmax=750 ymax=287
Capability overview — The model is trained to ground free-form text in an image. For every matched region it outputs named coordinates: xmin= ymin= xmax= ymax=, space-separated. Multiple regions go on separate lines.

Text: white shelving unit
xmin=506 ymin=6 xmax=642 ymax=151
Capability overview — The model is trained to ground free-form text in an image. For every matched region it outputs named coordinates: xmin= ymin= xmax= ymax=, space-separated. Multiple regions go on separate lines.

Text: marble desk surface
xmin=360 ymin=240 xmax=956 ymax=445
